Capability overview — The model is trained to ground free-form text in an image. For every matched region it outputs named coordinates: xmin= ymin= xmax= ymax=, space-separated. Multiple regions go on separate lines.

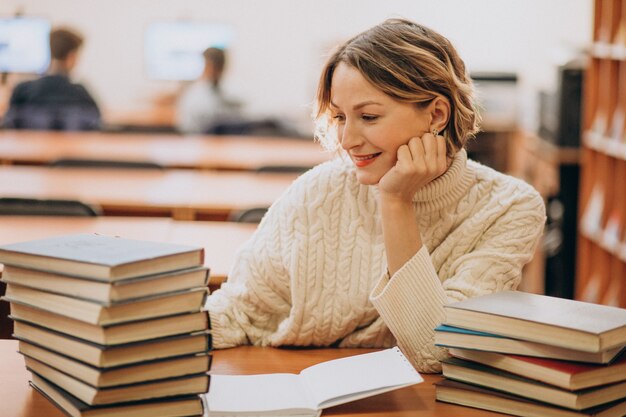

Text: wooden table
xmin=0 ymin=340 xmax=504 ymax=417
xmin=0 ymin=165 xmax=296 ymax=220
xmin=0 ymin=130 xmax=330 ymax=171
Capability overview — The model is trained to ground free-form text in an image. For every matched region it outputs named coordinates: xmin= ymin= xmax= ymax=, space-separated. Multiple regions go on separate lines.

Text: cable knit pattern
xmin=206 ymin=149 xmax=546 ymax=373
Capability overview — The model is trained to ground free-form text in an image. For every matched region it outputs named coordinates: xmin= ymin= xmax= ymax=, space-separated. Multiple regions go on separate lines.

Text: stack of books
xmin=0 ymin=233 xmax=211 ymax=417
xmin=434 ymin=291 xmax=626 ymax=417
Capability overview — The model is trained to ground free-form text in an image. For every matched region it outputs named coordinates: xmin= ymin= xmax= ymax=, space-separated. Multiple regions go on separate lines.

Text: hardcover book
xmin=10 ymin=303 xmax=209 ymax=345
xmin=27 ymin=358 xmax=209 ymax=405
xmin=434 ymin=325 xmax=624 ymax=364
xmin=448 ymin=347 xmax=626 ymax=390
xmin=2 ymin=265 xmax=209 ymax=303
xmin=0 ymin=233 xmax=204 ymax=281
xmin=31 ymin=374 xmax=205 ymax=417
xmin=13 ymin=321 xmax=211 ymax=368
xmin=441 ymin=357 xmax=626 ymax=410
xmin=443 ymin=291 xmax=626 ymax=352
xmin=20 ymin=340 xmax=211 ymax=387
xmin=436 ymin=379 xmax=626 ymax=417
xmin=3 ymin=284 xmax=207 ymax=325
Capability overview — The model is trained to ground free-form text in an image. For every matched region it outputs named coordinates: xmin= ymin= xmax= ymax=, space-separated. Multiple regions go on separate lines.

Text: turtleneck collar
xmin=411 ymin=148 xmax=475 ymax=213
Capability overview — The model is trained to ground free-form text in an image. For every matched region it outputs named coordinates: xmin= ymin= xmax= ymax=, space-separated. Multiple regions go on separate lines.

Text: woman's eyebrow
xmin=330 ymin=100 xmax=383 ymax=110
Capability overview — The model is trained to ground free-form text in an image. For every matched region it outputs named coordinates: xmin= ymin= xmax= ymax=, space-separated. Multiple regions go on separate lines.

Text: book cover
xmin=2 ymin=265 xmax=209 ymax=303
xmin=448 ymin=347 xmax=626 ymax=390
xmin=27 ymin=358 xmax=209 ymax=405
xmin=3 ymin=284 xmax=208 ymax=325
xmin=10 ymin=304 xmax=209 ymax=345
xmin=20 ymin=340 xmax=211 ymax=387
xmin=436 ymin=379 xmax=626 ymax=417
xmin=30 ymin=374 xmax=204 ymax=417
xmin=434 ymin=325 xmax=624 ymax=364
xmin=13 ymin=321 xmax=212 ymax=368
xmin=442 ymin=357 xmax=626 ymax=410
xmin=0 ymin=233 xmax=204 ymax=281
xmin=443 ymin=291 xmax=626 ymax=352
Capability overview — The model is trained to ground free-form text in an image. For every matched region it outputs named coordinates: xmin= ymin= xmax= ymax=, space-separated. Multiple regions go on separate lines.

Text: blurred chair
xmin=206 ymin=118 xmax=307 ymax=138
xmin=228 ymin=207 xmax=269 ymax=223
xmin=50 ymin=158 xmax=164 ymax=170
xmin=0 ymin=197 xmax=100 ymax=216
xmin=2 ymin=105 xmax=100 ymax=131
xmin=255 ymin=165 xmax=310 ymax=174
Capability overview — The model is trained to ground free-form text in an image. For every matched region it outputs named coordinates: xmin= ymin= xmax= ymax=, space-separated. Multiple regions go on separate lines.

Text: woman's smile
xmin=352 ymin=152 xmax=382 ymax=167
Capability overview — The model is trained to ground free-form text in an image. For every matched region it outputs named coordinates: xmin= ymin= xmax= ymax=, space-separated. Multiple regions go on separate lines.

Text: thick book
xmin=9 ymin=302 xmax=209 ymax=345
xmin=31 ymin=374 xmax=204 ymax=417
xmin=3 ymin=284 xmax=207 ymax=325
xmin=13 ymin=321 xmax=211 ymax=368
xmin=448 ymin=347 xmax=626 ymax=390
xmin=435 ymin=379 xmax=626 ymax=417
xmin=27 ymin=358 xmax=209 ymax=405
xmin=20 ymin=341 xmax=211 ymax=387
xmin=0 ymin=233 xmax=204 ymax=281
xmin=441 ymin=357 xmax=626 ymax=410
xmin=434 ymin=325 xmax=624 ymax=364
xmin=2 ymin=264 xmax=209 ymax=303
xmin=443 ymin=291 xmax=626 ymax=352
xmin=207 ymin=347 xmax=422 ymax=417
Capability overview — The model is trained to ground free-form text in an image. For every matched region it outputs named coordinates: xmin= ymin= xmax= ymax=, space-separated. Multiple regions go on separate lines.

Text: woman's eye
xmin=362 ymin=114 xmax=378 ymax=121
xmin=332 ymin=114 xmax=345 ymax=122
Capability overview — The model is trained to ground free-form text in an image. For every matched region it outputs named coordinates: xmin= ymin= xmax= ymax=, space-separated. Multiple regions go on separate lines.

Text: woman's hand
xmin=378 ymin=131 xmax=448 ymax=203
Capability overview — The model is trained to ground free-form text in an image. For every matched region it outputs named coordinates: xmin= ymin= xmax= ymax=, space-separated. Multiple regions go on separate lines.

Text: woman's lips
xmin=353 ymin=152 xmax=382 ymax=167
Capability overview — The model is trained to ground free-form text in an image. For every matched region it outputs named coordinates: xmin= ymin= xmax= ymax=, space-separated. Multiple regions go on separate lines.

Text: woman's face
xmin=330 ymin=63 xmax=431 ymax=185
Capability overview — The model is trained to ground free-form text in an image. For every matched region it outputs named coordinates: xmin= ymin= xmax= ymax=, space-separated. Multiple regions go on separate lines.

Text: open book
xmin=206 ymin=347 xmax=422 ymax=417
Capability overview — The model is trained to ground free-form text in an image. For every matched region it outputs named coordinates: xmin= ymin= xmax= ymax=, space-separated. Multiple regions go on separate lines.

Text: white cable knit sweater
xmin=206 ymin=149 xmax=546 ymax=372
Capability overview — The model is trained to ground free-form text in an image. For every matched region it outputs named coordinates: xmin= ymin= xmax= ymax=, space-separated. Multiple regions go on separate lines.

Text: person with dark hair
xmin=4 ymin=27 xmax=100 ymax=130
xmin=175 ymin=47 xmax=242 ymax=134
xmin=205 ymin=18 xmax=546 ymax=373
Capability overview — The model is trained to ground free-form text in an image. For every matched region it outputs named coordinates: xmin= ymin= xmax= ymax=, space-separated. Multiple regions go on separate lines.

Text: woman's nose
xmin=339 ymin=122 xmax=361 ymax=150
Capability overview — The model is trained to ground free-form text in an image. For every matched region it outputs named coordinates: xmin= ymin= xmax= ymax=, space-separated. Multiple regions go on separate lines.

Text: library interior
xmin=2 ymin=1 xmax=626 ymax=417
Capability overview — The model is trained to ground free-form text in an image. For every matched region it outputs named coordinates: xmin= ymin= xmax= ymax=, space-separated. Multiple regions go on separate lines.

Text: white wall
xmin=1 ymin=0 xmax=593 ymax=131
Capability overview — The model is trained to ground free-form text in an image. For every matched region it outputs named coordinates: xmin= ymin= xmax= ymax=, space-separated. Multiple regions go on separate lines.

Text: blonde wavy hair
xmin=314 ymin=18 xmax=480 ymax=157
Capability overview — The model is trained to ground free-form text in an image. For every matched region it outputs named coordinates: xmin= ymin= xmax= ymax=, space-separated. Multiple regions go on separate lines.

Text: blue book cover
xmin=434 ymin=325 xmax=506 ymax=339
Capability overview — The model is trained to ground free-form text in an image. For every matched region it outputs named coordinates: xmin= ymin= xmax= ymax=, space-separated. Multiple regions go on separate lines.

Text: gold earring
xmin=432 ymin=128 xmax=439 ymax=136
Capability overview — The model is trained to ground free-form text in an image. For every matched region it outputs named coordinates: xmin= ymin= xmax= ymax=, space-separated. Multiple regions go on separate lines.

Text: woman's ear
xmin=429 ymin=96 xmax=450 ymax=133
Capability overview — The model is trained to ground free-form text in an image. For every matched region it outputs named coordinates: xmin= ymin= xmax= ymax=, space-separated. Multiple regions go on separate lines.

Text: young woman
xmin=206 ymin=18 xmax=546 ymax=372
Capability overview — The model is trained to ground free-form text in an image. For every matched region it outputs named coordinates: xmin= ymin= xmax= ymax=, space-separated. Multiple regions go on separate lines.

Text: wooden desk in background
xmin=0 ymin=166 xmax=297 ymax=220
xmin=0 ymin=340 xmax=505 ymax=417
xmin=0 ymin=130 xmax=330 ymax=171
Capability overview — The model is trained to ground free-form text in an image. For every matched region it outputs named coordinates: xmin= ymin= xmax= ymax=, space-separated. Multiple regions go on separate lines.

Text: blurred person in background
xmin=176 ymin=47 xmax=242 ymax=134
xmin=4 ymin=27 xmax=101 ymax=130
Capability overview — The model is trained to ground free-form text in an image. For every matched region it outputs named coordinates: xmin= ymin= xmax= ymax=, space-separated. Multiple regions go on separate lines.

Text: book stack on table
xmin=0 ymin=233 xmax=211 ymax=417
xmin=434 ymin=291 xmax=626 ymax=417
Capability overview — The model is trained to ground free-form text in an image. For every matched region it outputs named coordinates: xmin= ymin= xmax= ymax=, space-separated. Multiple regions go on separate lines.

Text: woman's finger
xmin=436 ymin=134 xmax=447 ymax=173
xmin=421 ymin=133 xmax=438 ymax=173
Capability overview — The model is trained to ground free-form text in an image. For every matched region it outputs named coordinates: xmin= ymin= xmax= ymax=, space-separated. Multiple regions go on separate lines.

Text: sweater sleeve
xmin=370 ymin=189 xmax=546 ymax=373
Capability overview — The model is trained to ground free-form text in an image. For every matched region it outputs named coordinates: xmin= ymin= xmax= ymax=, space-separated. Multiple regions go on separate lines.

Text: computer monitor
xmin=144 ymin=21 xmax=234 ymax=81
xmin=0 ymin=16 xmax=51 ymax=73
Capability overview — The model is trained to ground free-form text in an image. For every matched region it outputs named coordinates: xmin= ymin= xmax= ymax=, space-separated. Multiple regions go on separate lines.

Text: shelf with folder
xmin=576 ymin=0 xmax=626 ymax=308
xmin=576 ymin=148 xmax=626 ymax=306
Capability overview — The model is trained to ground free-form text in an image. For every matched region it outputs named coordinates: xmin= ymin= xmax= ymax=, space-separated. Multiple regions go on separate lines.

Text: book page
xmin=300 ymin=347 xmax=423 ymax=409
xmin=207 ymin=373 xmax=317 ymax=415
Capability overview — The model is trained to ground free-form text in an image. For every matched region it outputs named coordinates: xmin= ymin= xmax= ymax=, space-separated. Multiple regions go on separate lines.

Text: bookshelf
xmin=576 ymin=0 xmax=626 ymax=307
